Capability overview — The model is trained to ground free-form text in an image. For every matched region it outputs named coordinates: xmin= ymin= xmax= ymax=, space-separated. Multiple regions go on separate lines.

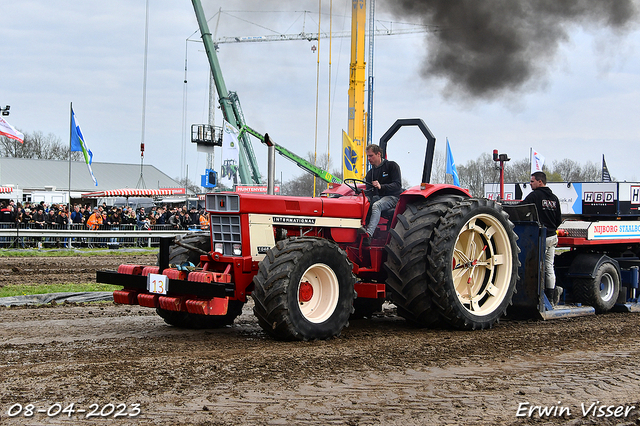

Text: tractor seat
xmin=381 ymin=207 xmax=395 ymax=220
xmin=378 ymin=207 xmax=396 ymax=231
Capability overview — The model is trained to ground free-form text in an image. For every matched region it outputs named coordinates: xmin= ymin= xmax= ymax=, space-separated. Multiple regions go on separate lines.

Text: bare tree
xmin=504 ymin=157 xmax=531 ymax=183
xmin=551 ymin=159 xmax=601 ymax=182
xmin=580 ymin=161 xmax=602 ymax=181
xmin=545 ymin=169 xmax=563 ymax=182
xmin=0 ymin=131 xmax=82 ymax=160
xmin=174 ymin=176 xmax=202 ymax=194
xmin=431 ymin=149 xmax=446 ymax=184
xmin=457 ymin=152 xmax=500 ymax=197
xmin=282 ymin=150 xmax=607 ymax=200
xmin=551 ymin=159 xmax=581 ymax=181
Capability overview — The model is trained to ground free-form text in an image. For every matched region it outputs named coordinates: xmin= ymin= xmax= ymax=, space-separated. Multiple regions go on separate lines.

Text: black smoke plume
xmin=381 ymin=0 xmax=638 ymax=100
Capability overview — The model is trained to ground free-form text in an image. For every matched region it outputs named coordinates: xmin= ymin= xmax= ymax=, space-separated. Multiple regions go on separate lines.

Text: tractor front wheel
xmin=156 ymin=300 xmax=244 ymax=329
xmin=252 ymin=237 xmax=356 ymax=341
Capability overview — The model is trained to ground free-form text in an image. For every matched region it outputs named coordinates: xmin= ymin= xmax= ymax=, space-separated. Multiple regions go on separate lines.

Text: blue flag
xmin=71 ymin=107 xmax=98 ymax=186
xmin=446 ymin=138 xmax=460 ymax=187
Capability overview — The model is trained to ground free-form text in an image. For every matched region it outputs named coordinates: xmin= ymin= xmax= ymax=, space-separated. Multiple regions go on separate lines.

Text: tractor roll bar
xmin=378 ymin=118 xmax=436 ymax=184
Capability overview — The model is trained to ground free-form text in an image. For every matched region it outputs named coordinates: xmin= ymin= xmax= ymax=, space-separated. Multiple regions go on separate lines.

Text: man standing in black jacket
xmin=358 ymin=144 xmax=403 ymax=238
xmin=0 ymin=202 xmax=14 ymax=224
xmin=520 ymin=171 xmax=563 ymax=305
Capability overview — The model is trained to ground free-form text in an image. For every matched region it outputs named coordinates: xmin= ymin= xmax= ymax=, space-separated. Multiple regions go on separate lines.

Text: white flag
xmin=220 ymin=120 xmax=240 ymax=189
xmin=0 ymin=117 xmax=24 ymax=143
xmin=531 ymin=149 xmax=545 ymax=173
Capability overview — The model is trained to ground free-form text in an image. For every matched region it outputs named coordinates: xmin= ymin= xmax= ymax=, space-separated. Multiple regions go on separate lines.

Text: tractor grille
xmin=210 ymin=215 xmax=241 ymax=256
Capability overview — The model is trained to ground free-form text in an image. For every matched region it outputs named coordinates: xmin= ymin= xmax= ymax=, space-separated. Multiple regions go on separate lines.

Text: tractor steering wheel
xmin=343 ymin=178 xmax=375 ymax=195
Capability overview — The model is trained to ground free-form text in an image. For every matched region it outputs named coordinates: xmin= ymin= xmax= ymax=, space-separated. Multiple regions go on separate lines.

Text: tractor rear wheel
xmin=252 ymin=237 xmax=356 ymax=341
xmin=428 ymin=198 xmax=519 ymax=330
xmin=385 ymin=195 xmax=464 ymax=327
xmin=156 ymin=231 xmax=244 ymax=328
xmin=573 ymin=262 xmax=620 ymax=313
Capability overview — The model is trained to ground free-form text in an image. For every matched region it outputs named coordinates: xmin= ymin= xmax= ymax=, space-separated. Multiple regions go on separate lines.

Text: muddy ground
xmin=1 ymin=254 xmax=640 ymax=426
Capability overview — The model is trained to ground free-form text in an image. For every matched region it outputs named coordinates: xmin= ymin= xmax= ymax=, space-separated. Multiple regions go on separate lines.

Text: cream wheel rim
xmin=451 ymin=213 xmax=513 ymax=316
xmin=298 ymin=263 xmax=340 ymax=323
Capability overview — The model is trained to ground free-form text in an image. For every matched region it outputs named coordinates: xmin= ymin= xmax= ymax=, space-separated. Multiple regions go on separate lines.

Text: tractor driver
xmin=358 ymin=144 xmax=403 ymax=238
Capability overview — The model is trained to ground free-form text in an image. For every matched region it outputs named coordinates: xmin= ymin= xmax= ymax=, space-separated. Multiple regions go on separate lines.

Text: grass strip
xmin=0 ymin=283 xmax=123 ymax=298
xmin=0 ymin=248 xmax=157 ymax=257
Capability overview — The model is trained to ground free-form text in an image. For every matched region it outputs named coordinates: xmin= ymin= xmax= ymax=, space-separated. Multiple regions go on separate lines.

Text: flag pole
xmin=445 ymin=137 xmax=450 ymax=185
xmin=68 ymin=103 xmax=72 ymax=233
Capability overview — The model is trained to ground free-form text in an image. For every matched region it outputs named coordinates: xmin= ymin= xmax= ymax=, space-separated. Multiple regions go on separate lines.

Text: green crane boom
xmin=191 ymin=0 xmax=261 ymax=184
xmin=240 ymin=126 xmax=342 ymax=184
xmin=191 ymin=0 xmax=340 ymax=187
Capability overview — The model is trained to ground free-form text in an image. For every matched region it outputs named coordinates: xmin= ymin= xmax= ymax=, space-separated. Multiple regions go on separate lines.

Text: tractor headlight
xmin=214 ymin=242 xmax=223 ymax=253
xmin=232 ymin=244 xmax=242 ymax=256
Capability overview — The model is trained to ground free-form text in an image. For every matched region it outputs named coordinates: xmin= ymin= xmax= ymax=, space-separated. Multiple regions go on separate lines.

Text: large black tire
xmin=427 ymin=198 xmax=519 ymax=330
xmin=573 ymin=262 xmax=620 ymax=314
xmin=156 ymin=231 xmax=244 ymax=329
xmin=161 ymin=231 xmax=211 ymax=267
xmin=385 ymin=195 xmax=465 ymax=327
xmin=156 ymin=300 xmax=244 ymax=329
xmin=155 ymin=309 xmax=191 ymax=328
xmin=252 ymin=237 xmax=356 ymax=341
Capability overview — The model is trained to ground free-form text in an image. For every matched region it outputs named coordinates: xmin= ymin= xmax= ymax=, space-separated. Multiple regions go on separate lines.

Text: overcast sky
xmin=2 ymin=0 xmax=640 ymax=189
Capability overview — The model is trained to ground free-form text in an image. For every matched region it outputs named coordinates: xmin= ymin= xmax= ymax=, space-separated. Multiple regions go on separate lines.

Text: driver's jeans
xmin=364 ymin=195 xmax=398 ymax=237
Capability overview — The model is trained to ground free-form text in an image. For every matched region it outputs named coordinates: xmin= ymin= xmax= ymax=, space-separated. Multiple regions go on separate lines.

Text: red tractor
xmin=98 ymin=119 xmax=520 ymax=340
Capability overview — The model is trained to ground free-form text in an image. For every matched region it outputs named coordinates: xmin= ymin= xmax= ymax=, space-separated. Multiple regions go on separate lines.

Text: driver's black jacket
xmin=365 ymin=159 xmax=403 ymax=198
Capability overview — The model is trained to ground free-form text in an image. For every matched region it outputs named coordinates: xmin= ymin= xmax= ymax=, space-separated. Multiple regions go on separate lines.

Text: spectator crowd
xmin=0 ymin=201 xmax=210 ymax=231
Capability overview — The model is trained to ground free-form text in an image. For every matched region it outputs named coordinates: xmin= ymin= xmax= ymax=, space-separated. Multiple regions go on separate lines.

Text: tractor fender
xmin=391 ymin=185 xmax=470 ymax=229
xmin=565 ymin=253 xmax=621 ymax=280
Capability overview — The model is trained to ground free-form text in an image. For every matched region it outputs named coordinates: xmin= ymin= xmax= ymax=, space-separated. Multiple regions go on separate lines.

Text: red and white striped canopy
xmin=0 ymin=186 xmax=13 ymax=194
xmin=82 ymin=188 xmax=186 ymax=198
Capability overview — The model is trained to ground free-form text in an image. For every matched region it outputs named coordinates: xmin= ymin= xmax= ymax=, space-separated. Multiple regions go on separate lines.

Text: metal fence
xmin=0 ymin=223 xmax=196 ymax=249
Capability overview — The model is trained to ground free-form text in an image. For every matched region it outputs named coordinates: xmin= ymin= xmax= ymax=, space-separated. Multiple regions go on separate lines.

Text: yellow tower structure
xmin=343 ymin=0 xmax=367 ymax=180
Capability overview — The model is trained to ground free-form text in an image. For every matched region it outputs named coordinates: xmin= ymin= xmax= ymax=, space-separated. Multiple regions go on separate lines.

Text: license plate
xmin=147 ymin=273 xmax=168 ymax=295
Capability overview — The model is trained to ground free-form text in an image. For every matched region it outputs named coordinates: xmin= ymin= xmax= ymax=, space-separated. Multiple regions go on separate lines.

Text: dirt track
xmin=1 ymin=255 xmax=640 ymax=425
